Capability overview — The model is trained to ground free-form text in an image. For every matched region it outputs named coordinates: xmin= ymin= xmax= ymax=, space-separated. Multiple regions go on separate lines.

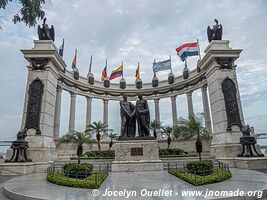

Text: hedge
xmin=186 ymin=160 xmax=213 ymax=175
xmin=159 ymin=148 xmax=186 ymax=156
xmin=47 ymin=171 xmax=108 ymax=189
xmin=169 ymin=168 xmax=231 ymax=186
xmin=85 ymin=150 xmax=115 ymax=158
xmin=64 ymin=163 xmax=93 ymax=179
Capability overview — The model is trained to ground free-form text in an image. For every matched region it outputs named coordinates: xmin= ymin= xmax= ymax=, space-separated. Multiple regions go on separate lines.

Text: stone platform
xmin=0 ymin=161 xmax=53 ymax=175
xmin=3 ymin=169 xmax=267 ymax=200
xmin=111 ymin=140 xmax=163 ymax=172
xmin=217 ymin=157 xmax=267 ymax=169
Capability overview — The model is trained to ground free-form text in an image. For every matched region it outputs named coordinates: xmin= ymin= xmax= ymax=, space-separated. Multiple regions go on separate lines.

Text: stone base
xmin=112 ymin=140 xmax=163 ymax=172
xmin=217 ymin=157 xmax=267 ymax=169
xmin=112 ymin=160 xmax=163 ymax=172
xmin=210 ymin=143 xmax=242 ymax=158
xmin=0 ymin=161 xmax=53 ymax=175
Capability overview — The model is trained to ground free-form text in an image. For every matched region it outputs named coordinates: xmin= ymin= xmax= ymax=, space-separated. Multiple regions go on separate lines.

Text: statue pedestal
xmin=111 ymin=140 xmax=163 ymax=172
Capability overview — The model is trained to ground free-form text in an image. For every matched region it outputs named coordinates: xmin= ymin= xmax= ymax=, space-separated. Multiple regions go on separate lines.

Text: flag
xmin=59 ymin=38 xmax=64 ymax=57
xmin=87 ymin=55 xmax=92 ymax=77
xmin=109 ymin=64 xmax=123 ymax=80
xmin=135 ymin=62 xmax=140 ymax=80
xmin=153 ymin=58 xmax=171 ymax=73
xmin=71 ymin=49 xmax=77 ymax=69
xmin=176 ymin=42 xmax=199 ymax=61
xmin=101 ymin=60 xmax=107 ymax=81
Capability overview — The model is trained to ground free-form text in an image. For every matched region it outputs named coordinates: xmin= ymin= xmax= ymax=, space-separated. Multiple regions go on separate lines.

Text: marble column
xmin=103 ymin=99 xmax=109 ymax=139
xmin=68 ymin=92 xmax=76 ymax=133
xmin=154 ymin=98 xmax=162 ymax=140
xmin=53 ymin=86 xmax=62 ymax=138
xmin=201 ymin=84 xmax=212 ymax=133
xmin=171 ymin=96 xmax=178 ymax=126
xmin=85 ymin=96 xmax=92 ymax=130
xmin=186 ymin=91 xmax=194 ymax=118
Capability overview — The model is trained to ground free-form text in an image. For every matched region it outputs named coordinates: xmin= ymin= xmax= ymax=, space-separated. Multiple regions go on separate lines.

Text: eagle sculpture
xmin=37 ymin=18 xmax=55 ymax=41
xmin=207 ymin=19 xmax=222 ymax=43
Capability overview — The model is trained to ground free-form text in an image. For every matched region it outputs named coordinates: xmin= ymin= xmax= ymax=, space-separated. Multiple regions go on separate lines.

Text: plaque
xmin=222 ymin=77 xmax=242 ymax=131
xmin=25 ymin=78 xmax=44 ymax=134
xmin=131 ymin=148 xmax=143 ymax=156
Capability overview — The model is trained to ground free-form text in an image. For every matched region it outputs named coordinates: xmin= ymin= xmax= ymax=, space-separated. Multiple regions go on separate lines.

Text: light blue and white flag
xmin=58 ymin=38 xmax=64 ymax=57
xmin=152 ymin=58 xmax=172 ymax=73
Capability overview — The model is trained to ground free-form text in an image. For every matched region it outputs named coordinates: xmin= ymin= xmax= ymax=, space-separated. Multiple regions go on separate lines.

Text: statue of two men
xmin=120 ymin=93 xmax=150 ymax=138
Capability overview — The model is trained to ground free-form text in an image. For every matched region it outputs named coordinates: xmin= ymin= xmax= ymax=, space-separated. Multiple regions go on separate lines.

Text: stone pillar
xmin=53 ymin=86 xmax=62 ymax=138
xmin=85 ymin=96 xmax=92 ymax=130
xmin=204 ymin=40 xmax=245 ymax=158
xmin=68 ymin=92 xmax=76 ymax=133
xmin=171 ymin=96 xmax=178 ymax=126
xmin=103 ymin=99 xmax=109 ymax=139
xmin=201 ymin=84 xmax=212 ymax=133
xmin=154 ymin=98 xmax=162 ymax=140
xmin=186 ymin=91 xmax=194 ymax=118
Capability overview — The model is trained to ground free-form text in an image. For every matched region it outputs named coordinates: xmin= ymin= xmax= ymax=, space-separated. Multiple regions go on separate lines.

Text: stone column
xmin=103 ymin=99 xmax=109 ymax=140
xmin=171 ymin=96 xmax=178 ymax=126
xmin=68 ymin=92 xmax=76 ymax=133
xmin=186 ymin=91 xmax=194 ymax=118
xmin=154 ymin=98 xmax=162 ymax=140
xmin=201 ymin=84 xmax=212 ymax=133
xmin=85 ymin=96 xmax=92 ymax=130
xmin=53 ymin=86 xmax=62 ymax=138
xmin=204 ymin=40 xmax=245 ymax=158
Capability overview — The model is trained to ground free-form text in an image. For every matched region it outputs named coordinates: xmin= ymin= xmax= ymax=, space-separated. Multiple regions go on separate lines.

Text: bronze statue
xmin=37 ymin=17 xmax=55 ymax=41
xmin=120 ymin=93 xmax=136 ymax=138
xmin=207 ymin=19 xmax=222 ymax=43
xmin=136 ymin=93 xmax=150 ymax=137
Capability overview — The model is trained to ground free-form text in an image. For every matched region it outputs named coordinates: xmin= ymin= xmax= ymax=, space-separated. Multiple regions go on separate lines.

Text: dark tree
xmin=0 ymin=0 xmax=46 ymax=29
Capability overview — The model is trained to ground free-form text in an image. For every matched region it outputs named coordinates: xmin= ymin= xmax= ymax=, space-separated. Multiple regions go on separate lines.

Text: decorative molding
xmin=217 ymin=58 xmax=233 ymax=69
xmin=25 ymin=78 xmax=44 ymax=134
xmin=31 ymin=58 xmax=49 ymax=70
xmin=221 ymin=76 xmax=242 ymax=131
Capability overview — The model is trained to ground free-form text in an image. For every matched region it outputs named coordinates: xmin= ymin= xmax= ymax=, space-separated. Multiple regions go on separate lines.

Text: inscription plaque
xmin=131 ymin=148 xmax=143 ymax=156
xmin=25 ymin=78 xmax=44 ymax=134
xmin=222 ymin=77 xmax=242 ymax=131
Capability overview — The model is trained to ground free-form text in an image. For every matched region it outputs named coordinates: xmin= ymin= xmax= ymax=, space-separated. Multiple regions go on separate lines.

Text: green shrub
xmin=169 ymin=168 xmax=231 ymax=186
xmin=64 ymin=163 xmax=93 ymax=179
xmin=186 ymin=160 xmax=213 ymax=175
xmin=47 ymin=171 xmax=108 ymax=189
xmin=159 ymin=148 xmax=186 ymax=156
xmin=85 ymin=150 xmax=115 ymax=158
xmin=159 ymin=154 xmax=197 ymax=158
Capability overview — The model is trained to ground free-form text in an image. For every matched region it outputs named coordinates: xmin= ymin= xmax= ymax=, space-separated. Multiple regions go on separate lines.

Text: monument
xmin=112 ymin=93 xmax=163 ymax=172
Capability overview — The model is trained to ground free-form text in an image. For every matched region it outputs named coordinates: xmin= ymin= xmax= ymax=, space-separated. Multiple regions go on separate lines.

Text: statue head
xmin=122 ymin=93 xmax=127 ymax=101
xmin=138 ymin=93 xmax=143 ymax=100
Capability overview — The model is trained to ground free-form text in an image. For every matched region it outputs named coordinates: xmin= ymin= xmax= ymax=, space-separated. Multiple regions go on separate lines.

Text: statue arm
xmin=207 ymin=26 xmax=212 ymax=42
xmin=120 ymin=101 xmax=132 ymax=117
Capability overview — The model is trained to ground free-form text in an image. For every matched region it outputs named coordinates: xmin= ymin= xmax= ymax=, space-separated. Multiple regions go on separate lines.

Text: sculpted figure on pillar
xmin=136 ymin=93 xmax=150 ymax=137
xmin=120 ymin=93 xmax=136 ymax=138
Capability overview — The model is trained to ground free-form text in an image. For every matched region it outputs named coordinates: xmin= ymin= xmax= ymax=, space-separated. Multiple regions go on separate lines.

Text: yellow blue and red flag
xmin=101 ymin=60 xmax=107 ymax=81
xmin=109 ymin=64 xmax=123 ymax=80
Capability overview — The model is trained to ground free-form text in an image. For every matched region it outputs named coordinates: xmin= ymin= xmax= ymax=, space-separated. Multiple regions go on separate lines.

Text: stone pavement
xmin=3 ymin=169 xmax=267 ymax=200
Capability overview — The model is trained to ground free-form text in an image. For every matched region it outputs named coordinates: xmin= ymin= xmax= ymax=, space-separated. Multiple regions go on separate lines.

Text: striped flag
xmin=71 ymin=49 xmax=77 ymax=70
xmin=101 ymin=60 xmax=107 ymax=81
xmin=176 ymin=42 xmax=199 ymax=61
xmin=152 ymin=58 xmax=171 ymax=73
xmin=58 ymin=38 xmax=64 ymax=57
xmin=135 ymin=62 xmax=140 ymax=80
xmin=109 ymin=64 xmax=123 ymax=80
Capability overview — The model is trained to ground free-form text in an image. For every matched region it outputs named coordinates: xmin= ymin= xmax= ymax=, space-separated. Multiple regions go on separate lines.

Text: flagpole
xmin=106 ymin=59 xmax=108 ymax=79
xmin=170 ymin=54 xmax=172 ymax=73
xmin=197 ymin=38 xmax=201 ymax=60
xmin=122 ymin=62 xmax=124 ymax=78
xmin=88 ymin=55 xmax=92 ymax=75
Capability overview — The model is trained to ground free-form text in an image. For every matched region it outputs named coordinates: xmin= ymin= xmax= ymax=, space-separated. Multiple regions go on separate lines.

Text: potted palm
xmin=161 ymin=126 xmax=173 ymax=149
xmin=88 ymin=121 xmax=108 ymax=151
xmin=108 ymin=130 xmax=118 ymax=150
xmin=59 ymin=130 xmax=93 ymax=164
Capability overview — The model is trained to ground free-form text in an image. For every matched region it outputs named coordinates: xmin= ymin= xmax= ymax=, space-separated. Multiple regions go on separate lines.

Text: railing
xmin=46 ymin=163 xmax=111 ymax=185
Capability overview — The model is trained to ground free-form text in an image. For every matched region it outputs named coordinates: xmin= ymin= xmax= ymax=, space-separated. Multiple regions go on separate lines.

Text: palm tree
xmin=150 ymin=120 xmax=162 ymax=139
xmin=161 ymin=126 xmax=173 ymax=149
xmin=88 ymin=121 xmax=108 ymax=151
xmin=59 ymin=130 xmax=93 ymax=164
xmin=108 ymin=130 xmax=118 ymax=150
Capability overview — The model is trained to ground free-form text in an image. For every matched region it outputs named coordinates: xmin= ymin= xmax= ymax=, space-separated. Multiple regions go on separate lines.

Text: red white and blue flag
xmin=176 ymin=42 xmax=199 ymax=61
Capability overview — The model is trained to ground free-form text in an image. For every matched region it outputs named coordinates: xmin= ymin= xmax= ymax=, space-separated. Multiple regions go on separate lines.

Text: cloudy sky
xmin=0 ymin=0 xmax=267 ymax=152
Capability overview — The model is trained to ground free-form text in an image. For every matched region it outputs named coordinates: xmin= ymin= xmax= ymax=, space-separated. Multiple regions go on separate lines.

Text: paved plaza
xmin=2 ymin=169 xmax=267 ymax=200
